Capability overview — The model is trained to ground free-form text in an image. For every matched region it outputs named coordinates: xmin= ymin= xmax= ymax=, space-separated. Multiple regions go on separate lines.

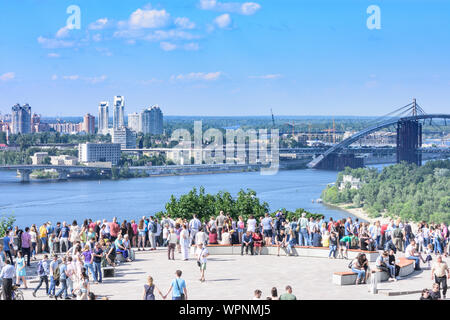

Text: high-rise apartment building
xmin=139 ymin=105 xmax=163 ymax=135
xmin=11 ymin=104 xmax=32 ymax=134
xmin=98 ymin=101 xmax=109 ymax=135
xmin=113 ymin=96 xmax=125 ymax=130
xmin=83 ymin=113 xmax=95 ymax=134
xmin=127 ymin=113 xmax=140 ymax=133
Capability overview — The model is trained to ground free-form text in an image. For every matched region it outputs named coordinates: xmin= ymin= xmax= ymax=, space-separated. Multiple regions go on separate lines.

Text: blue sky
xmin=0 ymin=0 xmax=449 ymax=116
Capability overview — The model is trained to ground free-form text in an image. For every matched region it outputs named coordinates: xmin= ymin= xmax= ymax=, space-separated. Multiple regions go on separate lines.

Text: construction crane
xmin=284 ymin=121 xmax=296 ymax=136
xmin=322 ymin=118 xmax=336 ymax=143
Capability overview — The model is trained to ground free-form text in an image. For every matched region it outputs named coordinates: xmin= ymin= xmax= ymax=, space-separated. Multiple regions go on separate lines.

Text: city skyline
xmin=1 ymin=0 xmax=450 ymax=116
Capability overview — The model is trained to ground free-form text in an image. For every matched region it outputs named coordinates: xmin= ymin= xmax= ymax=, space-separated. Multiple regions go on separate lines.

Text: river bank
xmin=324 ymin=202 xmax=391 ymax=225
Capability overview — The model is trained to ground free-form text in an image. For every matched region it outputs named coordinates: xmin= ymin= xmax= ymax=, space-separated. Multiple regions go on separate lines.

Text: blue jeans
xmin=172 ymin=296 xmax=182 ymax=300
xmin=434 ymin=239 xmax=443 ymax=254
xmin=48 ymin=276 xmax=56 ymax=296
xmin=93 ymin=262 xmax=102 ymax=283
xmin=55 ymin=278 xmax=67 ymax=299
xmin=351 ymin=268 xmax=366 ymax=281
xmin=404 ymin=236 xmax=411 ymax=250
xmin=299 ymin=228 xmax=308 ymax=246
xmin=407 ymin=256 xmax=421 ymax=270
xmin=84 ymin=262 xmax=97 ymax=282
xmin=308 ymin=233 xmax=313 ymax=246
xmin=329 ymin=245 xmax=337 ymax=258
xmin=388 ymin=264 xmax=396 ymax=278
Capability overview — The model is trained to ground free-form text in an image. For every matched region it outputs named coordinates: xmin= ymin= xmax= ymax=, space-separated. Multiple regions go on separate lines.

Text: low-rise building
xmin=78 ymin=143 xmax=121 ymax=165
xmin=31 ymin=152 xmax=49 ymax=165
xmin=339 ymin=175 xmax=362 ymax=190
xmin=50 ymin=155 xmax=78 ymax=166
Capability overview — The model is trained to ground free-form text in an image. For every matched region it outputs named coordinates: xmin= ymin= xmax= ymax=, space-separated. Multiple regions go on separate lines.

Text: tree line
xmin=321 ymin=160 xmax=450 ymax=224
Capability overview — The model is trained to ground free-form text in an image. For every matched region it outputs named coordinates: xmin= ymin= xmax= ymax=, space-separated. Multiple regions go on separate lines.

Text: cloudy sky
xmin=0 ymin=0 xmax=449 ymax=116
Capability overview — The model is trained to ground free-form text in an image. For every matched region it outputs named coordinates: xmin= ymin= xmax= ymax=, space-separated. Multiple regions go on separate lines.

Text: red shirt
xmin=109 ymin=222 xmax=120 ymax=237
xmin=209 ymin=232 xmax=218 ymax=244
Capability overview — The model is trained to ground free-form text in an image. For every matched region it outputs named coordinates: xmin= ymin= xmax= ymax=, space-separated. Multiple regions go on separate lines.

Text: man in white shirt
xmin=0 ymin=260 xmax=15 ymax=300
xmin=405 ymin=240 xmax=424 ymax=271
xmin=195 ymin=227 xmax=207 ymax=246
xmin=189 ymin=214 xmax=202 ymax=245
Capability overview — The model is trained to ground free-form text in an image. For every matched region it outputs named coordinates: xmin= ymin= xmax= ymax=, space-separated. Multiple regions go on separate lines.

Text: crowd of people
xmin=0 ymin=210 xmax=449 ymax=300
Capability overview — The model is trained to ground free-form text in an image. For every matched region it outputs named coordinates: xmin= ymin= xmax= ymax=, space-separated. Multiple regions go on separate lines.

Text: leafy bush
xmin=0 ymin=214 xmax=15 ymax=237
xmin=154 ymin=187 xmax=322 ymax=222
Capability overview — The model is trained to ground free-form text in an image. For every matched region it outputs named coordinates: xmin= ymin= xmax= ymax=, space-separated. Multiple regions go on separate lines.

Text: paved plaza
xmin=20 ymin=248 xmax=448 ymax=300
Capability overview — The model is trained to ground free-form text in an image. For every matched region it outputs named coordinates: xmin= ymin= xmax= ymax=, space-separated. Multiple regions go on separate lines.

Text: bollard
xmin=369 ymin=271 xmax=378 ymax=294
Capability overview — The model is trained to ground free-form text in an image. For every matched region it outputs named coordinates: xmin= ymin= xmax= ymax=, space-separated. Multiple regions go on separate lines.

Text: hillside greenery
xmin=321 ymin=160 xmax=450 ymax=224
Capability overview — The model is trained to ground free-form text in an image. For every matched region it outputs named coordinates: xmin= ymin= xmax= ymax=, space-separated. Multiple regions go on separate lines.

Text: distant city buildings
xmin=138 ymin=105 xmax=163 ymax=135
xmin=78 ymin=142 xmax=121 ymax=165
xmin=49 ymin=121 xmax=82 ymax=134
xmin=113 ymin=96 xmax=125 ymax=130
xmin=83 ymin=113 xmax=95 ymax=134
xmin=2 ymin=96 xmax=164 ymax=142
xmin=127 ymin=112 xmax=140 ymax=132
xmin=11 ymin=104 xmax=32 ymax=134
xmin=110 ymin=127 xmax=137 ymax=149
xmin=98 ymin=101 xmax=109 ymax=135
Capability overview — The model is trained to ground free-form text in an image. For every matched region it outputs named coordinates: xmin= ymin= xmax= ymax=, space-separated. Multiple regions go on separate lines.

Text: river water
xmin=0 ymin=169 xmax=360 ymax=228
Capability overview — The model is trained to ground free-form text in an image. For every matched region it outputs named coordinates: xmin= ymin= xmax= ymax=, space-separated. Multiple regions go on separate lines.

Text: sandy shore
xmin=326 ymin=202 xmax=391 ymax=225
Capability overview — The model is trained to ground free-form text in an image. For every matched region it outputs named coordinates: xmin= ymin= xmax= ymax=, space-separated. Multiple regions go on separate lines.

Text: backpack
xmin=393 ymin=228 xmax=402 ymax=239
xmin=350 ymin=237 xmax=358 ymax=248
xmin=151 ymin=222 xmax=157 ymax=234
xmin=37 ymin=261 xmax=44 ymax=276
xmin=53 ymin=263 xmax=60 ymax=281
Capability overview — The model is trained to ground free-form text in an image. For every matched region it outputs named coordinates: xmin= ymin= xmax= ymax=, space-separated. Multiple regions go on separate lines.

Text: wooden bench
xmin=332 ymin=257 xmax=415 ymax=285
xmin=206 ymin=244 xmax=379 ymax=261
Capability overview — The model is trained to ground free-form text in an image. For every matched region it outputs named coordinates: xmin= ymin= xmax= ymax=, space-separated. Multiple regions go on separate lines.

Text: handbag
xmin=175 ymin=279 xmax=185 ymax=300
xmin=197 ymin=248 xmax=204 ymax=268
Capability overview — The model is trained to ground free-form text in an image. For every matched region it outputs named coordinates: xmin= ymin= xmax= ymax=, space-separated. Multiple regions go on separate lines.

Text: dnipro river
xmin=0 ymin=168 xmax=368 ymax=228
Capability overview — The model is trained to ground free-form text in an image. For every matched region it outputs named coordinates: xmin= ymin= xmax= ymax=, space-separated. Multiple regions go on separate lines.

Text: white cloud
xmin=89 ymin=18 xmax=110 ymax=30
xmin=160 ymin=42 xmax=177 ymax=51
xmin=37 ymin=36 xmax=75 ymax=49
xmin=199 ymin=0 xmax=261 ymax=15
xmin=47 ymin=53 xmax=61 ymax=58
xmin=171 ymin=72 xmax=222 ymax=81
xmin=127 ymin=8 xmax=171 ymax=29
xmin=214 ymin=14 xmax=231 ymax=28
xmin=96 ymin=47 xmax=113 ymax=56
xmin=0 ymin=72 xmax=15 ymax=82
xmin=63 ymin=75 xmax=80 ymax=80
xmin=92 ymin=34 xmax=102 ymax=42
xmin=184 ymin=43 xmax=200 ymax=51
xmin=249 ymin=74 xmax=283 ymax=79
xmin=175 ymin=17 xmax=196 ymax=29
xmin=86 ymin=75 xmax=107 ymax=84
xmin=55 ymin=26 xmax=71 ymax=39
xmin=58 ymin=74 xmax=107 ymax=84
xmin=240 ymin=2 xmax=261 ymax=15
xmin=144 ymin=29 xmax=199 ymax=42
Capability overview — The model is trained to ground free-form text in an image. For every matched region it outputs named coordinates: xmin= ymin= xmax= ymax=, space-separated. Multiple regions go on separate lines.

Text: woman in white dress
xmin=70 ymin=220 xmax=81 ymax=248
xmin=180 ymin=224 xmax=190 ymax=261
